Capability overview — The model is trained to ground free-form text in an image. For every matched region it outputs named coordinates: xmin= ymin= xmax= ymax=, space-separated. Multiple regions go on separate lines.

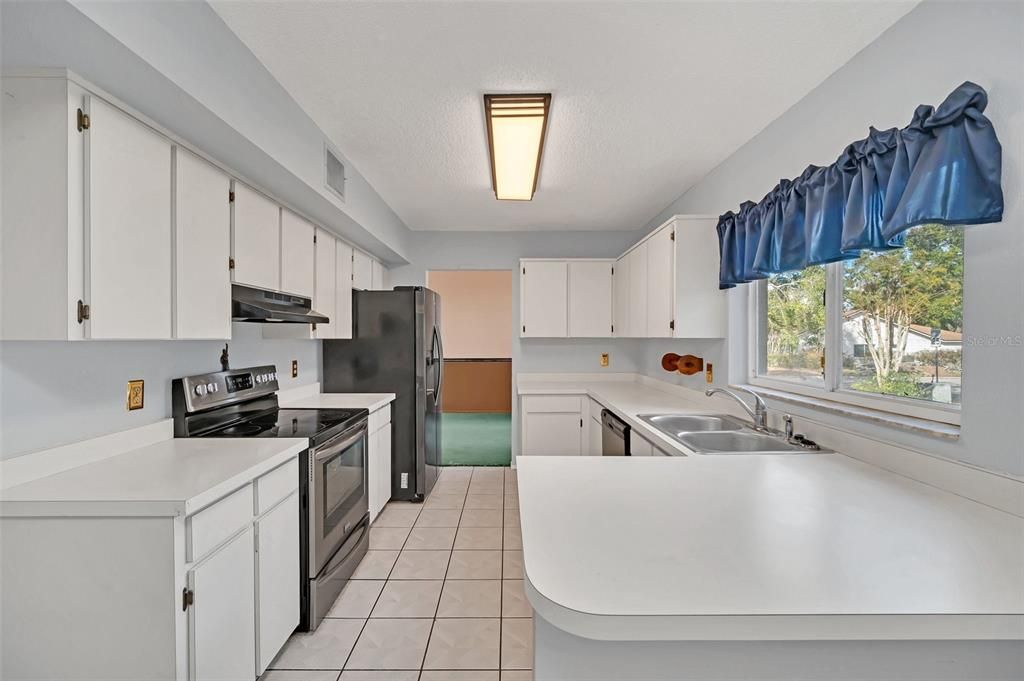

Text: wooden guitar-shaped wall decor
xmin=661 ymin=352 xmax=704 ymax=376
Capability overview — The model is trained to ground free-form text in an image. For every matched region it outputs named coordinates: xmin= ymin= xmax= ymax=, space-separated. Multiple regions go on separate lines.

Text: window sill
xmin=735 ymin=384 xmax=961 ymax=441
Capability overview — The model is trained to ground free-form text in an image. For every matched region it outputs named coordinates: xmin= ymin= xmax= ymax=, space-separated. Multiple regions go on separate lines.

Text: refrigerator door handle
xmin=433 ymin=327 xmax=444 ymax=405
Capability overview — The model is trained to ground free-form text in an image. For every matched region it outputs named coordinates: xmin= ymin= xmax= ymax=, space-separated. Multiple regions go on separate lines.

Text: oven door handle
xmin=314 ymin=422 xmax=368 ymax=462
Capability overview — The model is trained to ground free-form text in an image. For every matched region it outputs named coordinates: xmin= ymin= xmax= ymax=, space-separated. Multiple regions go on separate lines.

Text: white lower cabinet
xmin=255 ymin=493 xmax=301 ymax=674
xmin=0 ymin=456 xmax=301 ymax=680
xmin=368 ymin=404 xmax=394 ymax=521
xmin=631 ymin=436 xmax=654 ymax=457
xmin=520 ymin=395 xmax=584 ymax=456
xmin=189 ymin=526 xmax=257 ymax=681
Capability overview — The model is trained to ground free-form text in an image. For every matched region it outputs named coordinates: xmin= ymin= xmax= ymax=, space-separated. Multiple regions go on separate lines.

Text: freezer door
xmin=421 ymin=290 xmax=442 ymax=495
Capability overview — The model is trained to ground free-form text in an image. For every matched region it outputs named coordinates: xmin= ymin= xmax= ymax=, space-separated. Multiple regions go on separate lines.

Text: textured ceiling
xmin=212 ymin=1 xmax=916 ymax=231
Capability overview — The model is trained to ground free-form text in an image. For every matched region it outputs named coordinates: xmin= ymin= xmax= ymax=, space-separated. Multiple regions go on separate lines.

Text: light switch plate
xmin=126 ymin=379 xmax=145 ymax=411
xmin=600 ymin=353 xmax=609 ymax=367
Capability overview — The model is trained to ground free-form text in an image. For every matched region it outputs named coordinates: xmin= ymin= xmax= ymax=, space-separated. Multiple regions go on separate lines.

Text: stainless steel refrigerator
xmin=322 ymin=287 xmax=441 ymax=501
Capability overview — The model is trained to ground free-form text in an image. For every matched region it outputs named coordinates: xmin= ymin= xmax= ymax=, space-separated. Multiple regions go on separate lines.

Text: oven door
xmin=309 ymin=421 xmax=369 ymax=576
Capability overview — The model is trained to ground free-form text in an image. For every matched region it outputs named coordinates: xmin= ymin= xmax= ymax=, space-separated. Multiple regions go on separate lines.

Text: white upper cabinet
xmin=335 ymin=240 xmax=354 ymax=339
xmin=645 ymin=223 xmax=675 ymax=338
xmin=568 ymin=261 xmax=614 ymax=338
xmin=232 ymin=183 xmax=280 ymax=292
xmin=86 ymin=96 xmax=173 ymax=339
xmin=672 ymin=216 xmax=728 ymax=338
xmin=313 ymin=228 xmax=338 ymax=338
xmin=627 ymin=243 xmax=648 ymax=338
xmin=520 ymin=260 xmax=569 ymax=338
xmin=352 ymin=250 xmax=373 ymax=290
xmin=280 ymin=210 xmax=315 ymax=298
xmin=371 ymin=258 xmax=386 ymax=290
xmin=174 ymin=148 xmax=231 ymax=339
xmin=613 ymin=255 xmax=629 ymax=338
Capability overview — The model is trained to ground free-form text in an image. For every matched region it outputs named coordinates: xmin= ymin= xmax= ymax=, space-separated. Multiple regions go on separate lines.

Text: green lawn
xmin=441 ymin=412 xmax=511 ymax=466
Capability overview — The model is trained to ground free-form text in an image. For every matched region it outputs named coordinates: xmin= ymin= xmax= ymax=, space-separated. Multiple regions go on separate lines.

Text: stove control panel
xmin=175 ymin=365 xmax=279 ymax=413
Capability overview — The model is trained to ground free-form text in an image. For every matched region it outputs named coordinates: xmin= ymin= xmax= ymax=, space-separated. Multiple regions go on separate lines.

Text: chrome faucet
xmin=705 ymin=387 xmax=769 ymax=432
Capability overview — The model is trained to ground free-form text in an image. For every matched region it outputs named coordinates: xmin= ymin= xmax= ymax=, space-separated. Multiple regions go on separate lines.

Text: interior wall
xmin=638 ymin=0 xmax=1024 ymax=476
xmin=0 ymin=326 xmax=321 ymax=460
xmin=426 ymin=270 xmax=514 ymax=359
xmin=390 ymin=229 xmax=646 ymax=452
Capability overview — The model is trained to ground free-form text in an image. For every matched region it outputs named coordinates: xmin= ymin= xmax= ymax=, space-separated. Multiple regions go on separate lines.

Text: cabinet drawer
xmin=256 ymin=459 xmax=299 ymax=515
xmin=369 ymin=404 xmax=392 ymax=433
xmin=187 ymin=484 xmax=254 ymax=562
xmin=523 ymin=395 xmax=582 ymax=413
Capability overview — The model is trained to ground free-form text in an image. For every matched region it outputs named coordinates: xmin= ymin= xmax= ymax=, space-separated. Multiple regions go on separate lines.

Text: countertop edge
xmin=523 ymin=575 xmax=1024 ymax=642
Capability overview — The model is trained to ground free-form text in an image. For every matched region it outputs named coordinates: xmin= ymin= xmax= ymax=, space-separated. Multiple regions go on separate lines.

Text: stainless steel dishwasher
xmin=601 ymin=409 xmax=631 ymax=455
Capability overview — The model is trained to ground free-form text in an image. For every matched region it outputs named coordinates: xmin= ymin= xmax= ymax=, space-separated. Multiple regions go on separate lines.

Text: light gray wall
xmin=637 ymin=0 xmax=1024 ymax=475
xmin=390 ymin=230 xmax=646 ymax=453
xmin=1 ymin=0 xmax=411 ymax=262
xmin=0 ymin=326 xmax=321 ymax=459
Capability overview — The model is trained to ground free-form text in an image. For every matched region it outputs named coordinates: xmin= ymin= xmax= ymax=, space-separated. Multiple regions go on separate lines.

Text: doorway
xmin=427 ymin=270 xmax=513 ymax=466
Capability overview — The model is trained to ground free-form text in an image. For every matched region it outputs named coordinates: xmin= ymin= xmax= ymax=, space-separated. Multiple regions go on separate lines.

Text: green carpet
xmin=441 ymin=412 xmax=512 ymax=466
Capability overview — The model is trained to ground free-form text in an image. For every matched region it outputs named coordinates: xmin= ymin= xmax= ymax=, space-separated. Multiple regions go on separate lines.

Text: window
xmin=762 ymin=266 xmax=825 ymax=387
xmin=753 ymin=224 xmax=964 ymax=420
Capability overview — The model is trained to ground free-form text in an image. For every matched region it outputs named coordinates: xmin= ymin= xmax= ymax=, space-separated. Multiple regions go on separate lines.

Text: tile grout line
xmin=416 ymin=472 xmax=468 ymax=677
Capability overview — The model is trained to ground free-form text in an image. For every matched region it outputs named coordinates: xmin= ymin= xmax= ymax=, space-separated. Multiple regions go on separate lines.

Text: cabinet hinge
xmin=76 ymin=108 xmax=90 ymax=132
xmin=580 ymin=418 xmax=584 ymax=428
xmin=611 ymin=266 xmax=615 ymax=275
xmin=670 ymin=231 xmax=675 ymax=241
xmin=611 ymin=324 xmax=615 ymax=333
xmin=522 ymin=325 xmax=526 ymax=333
xmin=669 ymin=320 xmax=675 ymax=331
xmin=76 ymin=300 xmax=90 ymax=324
xmin=522 ymin=267 xmax=526 ymax=275
xmin=228 ymin=257 xmax=235 ymax=270
xmin=313 ymin=234 xmax=317 ymax=244
xmin=182 ymin=587 xmax=194 ymax=612
xmin=228 ymin=190 xmax=235 ymax=203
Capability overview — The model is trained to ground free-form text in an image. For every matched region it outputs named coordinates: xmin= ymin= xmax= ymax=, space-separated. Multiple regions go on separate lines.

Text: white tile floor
xmin=264 ymin=466 xmax=532 ymax=681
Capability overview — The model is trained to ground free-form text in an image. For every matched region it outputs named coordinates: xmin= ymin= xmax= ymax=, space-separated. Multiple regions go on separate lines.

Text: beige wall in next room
xmin=427 ymin=270 xmax=514 ymax=359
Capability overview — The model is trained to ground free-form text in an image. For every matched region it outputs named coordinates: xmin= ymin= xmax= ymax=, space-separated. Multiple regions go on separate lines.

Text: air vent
xmin=324 ymin=143 xmax=346 ymax=201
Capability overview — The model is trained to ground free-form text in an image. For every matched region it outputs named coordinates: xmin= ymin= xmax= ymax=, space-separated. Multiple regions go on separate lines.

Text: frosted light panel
xmin=484 ymin=95 xmax=551 ymax=201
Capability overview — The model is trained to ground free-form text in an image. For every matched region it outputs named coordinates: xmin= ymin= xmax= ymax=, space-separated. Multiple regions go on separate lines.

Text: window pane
xmin=764 ymin=266 xmax=826 ymax=386
xmin=841 ymin=224 xmax=963 ymax=405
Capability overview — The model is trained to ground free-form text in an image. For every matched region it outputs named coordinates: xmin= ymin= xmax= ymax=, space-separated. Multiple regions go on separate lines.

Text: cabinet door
xmin=174 ymin=148 xmax=231 ymax=339
xmin=335 ymin=241 xmax=354 ymax=339
xmin=520 ymin=261 xmax=568 ymax=338
xmin=352 ymin=250 xmax=373 ymax=290
xmin=568 ymin=261 xmax=613 ymax=338
xmin=86 ymin=96 xmax=172 ymax=339
xmin=378 ymin=426 xmax=393 ymax=509
xmin=673 ymin=217 xmax=727 ymax=338
xmin=631 ymin=436 xmax=653 ymax=457
xmin=522 ymin=403 xmax=583 ymax=456
xmin=371 ymin=259 xmax=385 ymax=290
xmin=613 ymin=256 xmax=629 ymax=337
xmin=189 ymin=526 xmax=256 ymax=681
xmin=587 ymin=413 xmax=602 ymax=456
xmin=627 ymin=245 xmax=647 ymax=338
xmin=256 ymin=494 xmax=300 ymax=674
xmin=280 ymin=210 xmax=315 ymax=298
xmin=646 ymin=224 xmax=675 ymax=338
xmin=232 ymin=183 xmax=280 ymax=291
xmin=313 ymin=229 xmax=337 ymax=338
xmin=367 ymin=428 xmax=381 ymax=522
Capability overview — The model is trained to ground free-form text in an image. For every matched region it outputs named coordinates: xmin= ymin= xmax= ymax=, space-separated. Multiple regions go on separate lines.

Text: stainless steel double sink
xmin=638 ymin=414 xmax=820 ymax=455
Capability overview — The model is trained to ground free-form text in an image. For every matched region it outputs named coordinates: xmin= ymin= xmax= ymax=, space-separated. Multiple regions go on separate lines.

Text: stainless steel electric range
xmin=172 ymin=365 xmax=369 ymax=632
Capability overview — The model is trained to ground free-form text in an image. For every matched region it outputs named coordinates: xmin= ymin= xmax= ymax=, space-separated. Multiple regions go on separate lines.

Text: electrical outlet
xmin=126 ymin=379 xmax=145 ymax=411
xmin=705 ymin=362 xmax=714 ymax=383
xmin=291 ymin=360 xmax=299 ymax=378
xmin=600 ymin=353 xmax=609 ymax=367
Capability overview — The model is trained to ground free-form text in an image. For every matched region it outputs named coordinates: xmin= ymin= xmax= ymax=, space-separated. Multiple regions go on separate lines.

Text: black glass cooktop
xmin=204 ymin=408 xmax=366 ymax=442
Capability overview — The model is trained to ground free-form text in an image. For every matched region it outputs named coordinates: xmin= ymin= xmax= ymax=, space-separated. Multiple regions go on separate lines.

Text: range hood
xmin=231 ymin=284 xmax=330 ymax=324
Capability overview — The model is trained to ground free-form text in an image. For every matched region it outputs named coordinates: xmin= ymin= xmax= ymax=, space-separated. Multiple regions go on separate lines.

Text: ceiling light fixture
xmin=484 ymin=93 xmax=551 ymax=201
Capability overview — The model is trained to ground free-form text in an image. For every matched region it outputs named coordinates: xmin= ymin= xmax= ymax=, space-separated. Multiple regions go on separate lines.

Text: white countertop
xmin=519 ymin=376 xmax=733 ymax=456
xmin=0 ymin=438 xmax=307 ymax=518
xmin=517 ymin=455 xmax=1024 ymax=641
xmin=280 ymin=392 xmax=395 ymax=412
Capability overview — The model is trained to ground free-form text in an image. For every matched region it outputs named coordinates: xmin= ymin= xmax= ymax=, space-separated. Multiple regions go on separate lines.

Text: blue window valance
xmin=716 ymin=81 xmax=1003 ymax=289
